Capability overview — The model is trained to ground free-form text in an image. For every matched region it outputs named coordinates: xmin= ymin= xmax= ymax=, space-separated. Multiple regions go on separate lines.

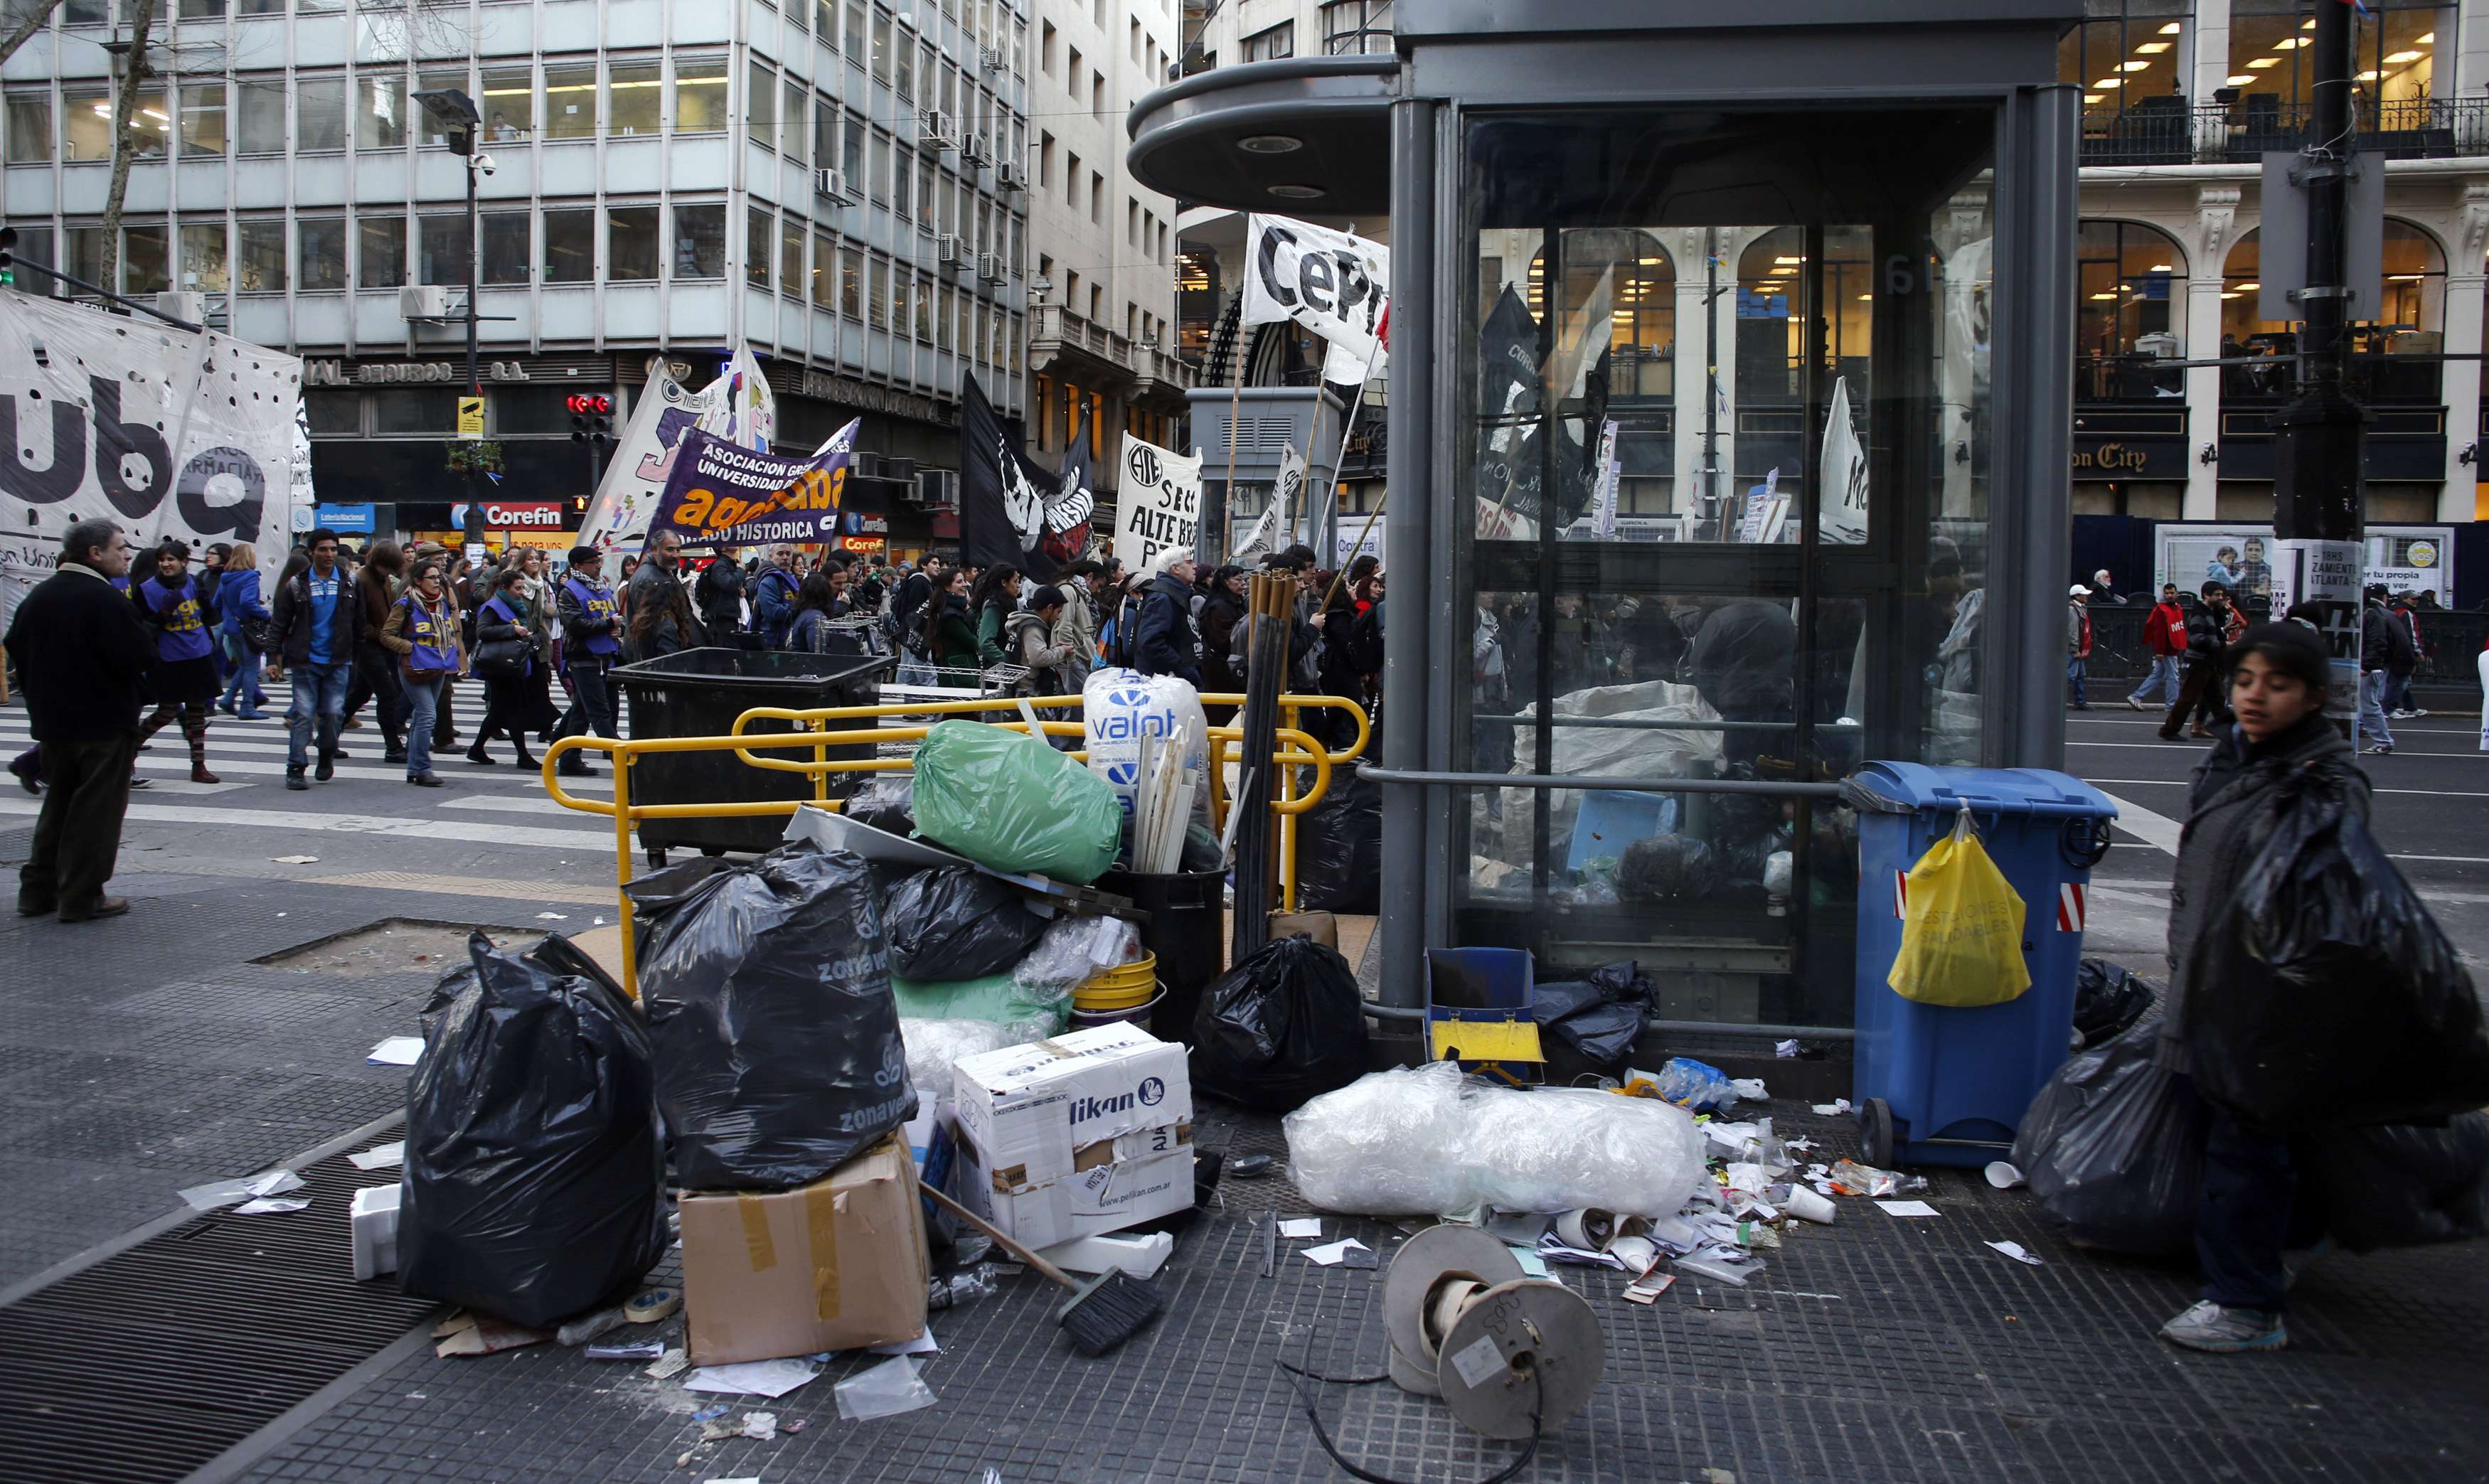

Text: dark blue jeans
xmin=2196 ymin=1103 xmax=2296 ymax=1313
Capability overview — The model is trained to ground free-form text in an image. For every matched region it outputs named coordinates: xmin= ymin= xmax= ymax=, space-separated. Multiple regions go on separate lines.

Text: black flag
xmin=1472 ymin=284 xmax=1603 ymax=529
xmin=961 ymin=374 xmax=1090 ymax=573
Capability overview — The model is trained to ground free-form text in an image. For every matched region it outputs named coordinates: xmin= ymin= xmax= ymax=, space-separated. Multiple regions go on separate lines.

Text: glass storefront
xmin=1450 ymin=105 xmax=1998 ymax=1025
xmin=2075 ymin=220 xmax=2185 ymax=398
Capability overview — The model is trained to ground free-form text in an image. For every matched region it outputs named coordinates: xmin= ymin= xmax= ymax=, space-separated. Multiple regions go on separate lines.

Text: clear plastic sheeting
xmin=1285 ymin=1062 xmax=1712 ymax=1218
xmin=1013 ymin=914 xmax=1144 ymax=995
xmin=901 ymin=1018 xmax=1018 ymax=1101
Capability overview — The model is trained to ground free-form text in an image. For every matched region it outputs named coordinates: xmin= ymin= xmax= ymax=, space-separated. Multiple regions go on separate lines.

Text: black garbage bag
xmin=1296 ymin=769 xmax=1381 ymax=914
xmin=1616 ymin=834 xmax=1715 ymax=902
xmin=2011 ymin=1015 xmax=2208 ymax=1256
xmin=884 ymin=865 xmax=1050 ymax=981
xmin=399 ymin=931 xmax=666 ymax=1327
xmin=2300 ymin=1114 xmax=2489 ymax=1254
xmin=1191 ymin=934 xmax=1369 ymax=1113
xmin=1531 ymin=961 xmax=1653 ymax=1074
xmin=2074 ymin=959 xmax=2155 ymax=1051
xmin=845 ymin=775 xmax=915 ymax=837
xmin=2186 ymin=770 xmax=2489 ymax=1133
xmin=627 ymin=841 xmax=916 ymax=1190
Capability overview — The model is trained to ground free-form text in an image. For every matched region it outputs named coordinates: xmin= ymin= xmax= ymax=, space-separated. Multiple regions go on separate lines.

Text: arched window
xmin=1524 ymin=229 xmax=1676 ymax=399
xmin=2222 ymin=221 xmax=2446 ymax=399
xmin=2075 ymin=220 xmax=2185 ymax=398
xmin=1733 ymin=226 xmax=1872 ymax=404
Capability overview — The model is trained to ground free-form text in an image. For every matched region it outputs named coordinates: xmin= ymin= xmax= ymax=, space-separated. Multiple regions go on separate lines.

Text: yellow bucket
xmin=1075 ymin=954 xmax=1158 ymax=1008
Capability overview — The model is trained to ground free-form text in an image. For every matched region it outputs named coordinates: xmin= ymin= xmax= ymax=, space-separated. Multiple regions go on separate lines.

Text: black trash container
xmin=1098 ymin=868 xmax=1225 ymax=1044
xmin=612 ymin=643 xmax=890 ymax=864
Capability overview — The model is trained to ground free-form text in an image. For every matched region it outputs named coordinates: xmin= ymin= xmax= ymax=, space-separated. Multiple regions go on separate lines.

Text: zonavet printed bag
xmin=1887 ymin=806 xmax=2031 ymax=1008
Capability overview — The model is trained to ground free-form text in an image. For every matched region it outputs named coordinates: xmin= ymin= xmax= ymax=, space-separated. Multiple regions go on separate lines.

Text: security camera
xmin=472 ymin=153 xmax=497 ymax=177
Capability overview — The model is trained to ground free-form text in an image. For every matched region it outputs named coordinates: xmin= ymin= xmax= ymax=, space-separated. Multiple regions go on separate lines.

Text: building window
xmin=178 ymin=221 xmax=227 ymax=292
xmin=543 ymin=207 xmax=594 ymax=282
xmin=747 ymin=60 xmax=777 ymax=151
xmin=65 ymin=226 xmax=105 ymax=289
xmin=416 ymin=68 xmax=469 ymax=147
xmin=543 ymin=61 xmax=597 ymax=139
xmin=357 ymin=73 xmax=407 ymax=151
xmin=814 ymin=230 xmax=838 ymax=307
xmin=895 ymin=28 xmax=914 ymax=97
xmin=481 ymin=65 xmax=533 ymax=142
xmin=784 ymin=78 xmax=808 ymax=165
xmin=236 ymin=220 xmax=284 ymax=292
xmin=674 ymin=57 xmax=727 ymax=132
xmin=747 ymin=205 xmax=772 ymax=289
xmin=176 ymin=81 xmax=225 ymax=157
xmin=377 ymin=390 xmax=459 ymax=435
xmin=841 ymin=247 xmax=862 ymax=317
xmin=419 ymin=213 xmax=469 ymax=285
xmin=179 ymin=0 xmax=225 ymax=18
xmin=846 ymin=0 xmax=868 ymax=62
xmin=782 ymin=219 xmax=806 ymax=298
xmin=868 ymin=254 xmax=890 ymax=329
xmin=298 ymin=216 xmax=346 ymax=290
xmin=358 ymin=215 xmax=405 ymax=289
xmin=913 ymin=269 xmax=932 ymax=339
xmin=493 ymin=386 xmax=580 ymax=437
xmin=62 ymin=0 xmax=108 ymax=22
xmin=2227 ymin=1 xmax=2447 ymax=128
xmin=305 ymin=390 xmax=361 ymax=435
xmin=1321 ymin=0 xmax=1391 ymax=55
xmin=608 ymin=204 xmax=659 ymax=281
xmin=870 ymin=130 xmax=890 ymax=205
xmin=481 ymin=210 xmax=529 ymax=284
xmin=233 ymin=79 xmax=284 ymax=154
xmin=843 ymin=112 xmax=863 ymax=181
xmin=873 ymin=9 xmax=892 ymax=84
xmin=63 ymin=85 xmax=109 ymax=161
xmin=298 ymin=77 xmax=346 ymax=152
xmin=893 ymin=143 xmax=912 ymax=218
xmin=2076 ymin=219 xmax=2186 ymax=398
xmin=124 ymin=222 xmax=169 ymax=293
xmin=673 ymin=203 xmax=725 ymax=277
xmin=813 ymin=93 xmax=836 ymax=171
xmin=609 ymin=58 xmax=661 ymax=136
xmin=1242 ymin=21 xmax=1294 ymax=60
xmin=5 ymin=93 xmax=50 ymax=164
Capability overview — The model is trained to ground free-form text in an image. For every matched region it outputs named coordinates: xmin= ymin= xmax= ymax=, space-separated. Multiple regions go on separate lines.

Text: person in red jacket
xmin=2067 ymin=584 xmax=2094 ymax=709
xmin=2127 ymin=582 xmax=2186 ymax=710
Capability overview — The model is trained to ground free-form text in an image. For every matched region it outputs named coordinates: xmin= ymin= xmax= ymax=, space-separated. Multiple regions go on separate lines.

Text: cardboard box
xmin=349 ymin=1184 xmax=400 ymax=1282
xmin=951 ymin=1023 xmax=1197 ymax=1248
xmin=951 ymin=1022 xmax=1193 ymax=1189
xmin=678 ymin=1136 xmax=929 ymax=1367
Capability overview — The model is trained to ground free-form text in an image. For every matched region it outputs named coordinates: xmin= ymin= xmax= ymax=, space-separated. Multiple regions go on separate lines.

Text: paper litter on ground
xmin=270 ymin=855 xmax=319 ymax=865
xmin=682 ymin=1359 xmax=821 ymax=1398
xmin=1810 ymin=1098 xmax=1853 ymax=1116
xmin=1875 ymin=1200 xmax=1941 ymax=1218
xmin=644 ymin=1347 xmax=689 ymax=1380
xmin=233 ymin=1196 xmax=311 ymax=1215
xmin=1300 ymin=1237 xmax=1370 ymax=1266
xmin=1508 ymin=1245 xmax=1553 ymax=1279
xmin=368 ymin=1036 xmax=425 ymax=1066
xmin=347 ymin=1141 xmax=405 ymax=1170
xmin=1986 ymin=1239 xmax=2044 ymax=1266
xmin=178 ymin=1168 xmax=304 ymax=1210
xmin=535 ymin=912 xmax=568 ymax=920
xmin=1277 ymin=1218 xmax=1323 ymax=1239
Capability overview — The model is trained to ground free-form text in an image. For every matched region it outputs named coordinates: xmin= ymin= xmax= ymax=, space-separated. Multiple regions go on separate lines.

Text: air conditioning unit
xmin=976 ymin=252 xmax=1005 ymax=283
xmin=916 ymin=468 xmax=959 ymax=509
xmin=400 ymin=285 xmax=452 ymax=320
xmin=919 ymin=109 xmax=958 ymax=149
xmin=995 ymin=159 xmax=1025 ymax=192
xmin=154 ymin=291 xmax=205 ymax=325
xmin=814 ymin=168 xmax=855 ymax=203
xmin=851 ymin=452 xmax=885 ymax=481
xmin=884 ymin=457 xmax=919 ymax=482
xmin=936 ymin=235 xmax=964 ymax=268
xmin=981 ymin=45 xmax=1005 ymax=73
xmin=958 ymin=134 xmax=986 ymax=167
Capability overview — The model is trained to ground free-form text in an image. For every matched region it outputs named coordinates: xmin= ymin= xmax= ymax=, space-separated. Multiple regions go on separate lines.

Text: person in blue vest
xmin=378 ymin=556 xmax=464 ymax=787
xmin=213 ymin=540 xmax=273 ymax=720
xmin=269 ymin=528 xmax=364 ymax=790
xmin=131 ymin=542 xmax=223 ymax=785
xmin=465 ymin=566 xmax=540 ymax=769
xmin=752 ymin=542 xmax=802 ymax=649
xmin=551 ymin=545 xmax=622 ymax=779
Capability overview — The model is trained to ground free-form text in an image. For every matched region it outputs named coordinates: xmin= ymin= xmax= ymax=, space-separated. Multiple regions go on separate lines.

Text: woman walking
xmin=215 ymin=541 xmax=272 ymax=720
xmin=2157 ymin=621 xmax=2368 ymax=1355
xmin=923 ymin=569 xmax=981 ymax=685
xmin=464 ymin=567 xmax=540 ymax=769
xmin=378 ymin=557 xmax=462 ymax=786
xmin=132 ymin=543 xmax=223 ymax=784
xmin=513 ymin=548 xmax=561 ymax=744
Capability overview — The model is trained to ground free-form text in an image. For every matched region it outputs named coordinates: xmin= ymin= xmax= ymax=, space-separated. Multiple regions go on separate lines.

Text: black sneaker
xmin=383 ymin=745 xmax=408 ymax=764
xmin=314 ymin=753 xmax=336 ymax=783
xmin=408 ymin=772 xmax=445 ymax=788
xmin=285 ymin=768 xmax=309 ymax=791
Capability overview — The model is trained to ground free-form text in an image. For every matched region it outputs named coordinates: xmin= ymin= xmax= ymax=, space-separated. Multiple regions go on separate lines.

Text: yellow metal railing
xmin=540 ymin=691 xmax=1370 ymax=998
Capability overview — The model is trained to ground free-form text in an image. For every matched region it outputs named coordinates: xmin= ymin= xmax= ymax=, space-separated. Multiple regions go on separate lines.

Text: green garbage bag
xmin=911 ymin=720 xmax=1122 ymax=884
xmin=891 ymin=973 xmax=1070 ymax=1040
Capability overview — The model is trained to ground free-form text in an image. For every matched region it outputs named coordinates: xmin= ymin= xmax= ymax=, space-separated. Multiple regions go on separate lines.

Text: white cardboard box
xmin=959 ymin=1138 xmax=1195 ymax=1249
xmin=951 ymin=1022 xmax=1193 ymax=1190
xmin=351 ymin=1183 xmax=401 ymax=1281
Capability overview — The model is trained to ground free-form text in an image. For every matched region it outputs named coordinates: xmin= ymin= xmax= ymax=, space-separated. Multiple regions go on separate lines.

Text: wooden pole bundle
xmin=1229 ymin=572 xmax=1293 ymax=964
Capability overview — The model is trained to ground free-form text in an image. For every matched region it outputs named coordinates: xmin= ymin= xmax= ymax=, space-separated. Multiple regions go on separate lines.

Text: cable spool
xmin=1378 ymin=1224 xmax=1606 ymax=1439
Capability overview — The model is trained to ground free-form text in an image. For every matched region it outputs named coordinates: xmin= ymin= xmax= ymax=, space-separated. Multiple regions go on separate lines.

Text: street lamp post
xmin=415 ymin=87 xmax=486 ymax=550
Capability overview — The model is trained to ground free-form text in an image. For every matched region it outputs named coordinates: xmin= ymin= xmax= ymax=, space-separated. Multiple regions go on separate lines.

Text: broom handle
xmin=919 ymin=1183 xmax=1082 ymax=1291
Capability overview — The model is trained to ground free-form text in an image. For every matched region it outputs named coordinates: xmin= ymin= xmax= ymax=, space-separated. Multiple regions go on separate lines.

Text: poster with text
xmin=1112 ymin=434 xmax=1203 ymax=574
xmin=646 ymin=419 xmax=860 ymax=550
xmin=577 ymin=345 xmax=777 ymax=554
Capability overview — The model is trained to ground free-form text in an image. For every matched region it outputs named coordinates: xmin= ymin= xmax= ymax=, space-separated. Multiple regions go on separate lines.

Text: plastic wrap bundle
xmin=1013 ymin=914 xmax=1144 ymax=995
xmin=911 ymin=720 xmax=1124 ymax=883
xmin=900 ymin=1017 xmax=1019 ymax=1101
xmin=1284 ymin=1062 xmax=1712 ymax=1218
xmin=883 ymin=866 xmax=1050 ymax=981
xmin=1081 ymin=666 xmax=1210 ymax=839
xmin=1283 ymin=1061 xmax=1473 ymax=1216
xmin=1616 ymin=835 xmax=1715 ymax=902
xmin=892 ymin=973 xmax=1070 ymax=1042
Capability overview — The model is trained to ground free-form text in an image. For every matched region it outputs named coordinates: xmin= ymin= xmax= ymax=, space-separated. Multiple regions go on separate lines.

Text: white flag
xmin=1818 ymin=376 xmax=1869 ymax=546
xmin=579 ymin=345 xmax=778 ymax=553
xmin=1591 ymin=420 xmax=1622 ymax=538
xmin=1112 ymin=433 xmax=1204 ymax=574
xmin=1242 ymin=214 xmax=1390 ymax=376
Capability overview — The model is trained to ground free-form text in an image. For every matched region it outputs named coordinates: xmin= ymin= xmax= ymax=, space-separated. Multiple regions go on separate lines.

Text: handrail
xmin=1356 ymin=763 xmax=1845 ymax=798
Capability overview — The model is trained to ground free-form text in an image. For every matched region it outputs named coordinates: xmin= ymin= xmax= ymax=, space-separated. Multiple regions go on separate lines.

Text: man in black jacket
xmin=1131 ymin=548 xmax=1203 ymax=688
xmin=4 ymin=519 xmax=156 ymax=921
xmin=2158 ymin=583 xmax=2232 ymax=742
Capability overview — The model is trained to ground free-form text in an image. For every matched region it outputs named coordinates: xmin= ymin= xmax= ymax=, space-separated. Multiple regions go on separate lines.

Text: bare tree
xmin=0 ymin=0 xmax=67 ymax=70
xmin=97 ymin=0 xmax=159 ymax=295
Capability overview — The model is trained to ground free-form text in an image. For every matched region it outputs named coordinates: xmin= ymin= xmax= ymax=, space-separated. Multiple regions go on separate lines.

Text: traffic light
xmin=0 ymin=227 xmax=16 ymax=287
xmin=568 ymin=494 xmax=590 ymax=516
xmin=567 ymin=393 xmax=615 ymax=446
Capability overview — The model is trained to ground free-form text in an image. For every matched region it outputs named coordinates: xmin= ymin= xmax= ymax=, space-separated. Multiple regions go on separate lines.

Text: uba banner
xmin=1111 ymin=434 xmax=1202 ymax=574
xmin=0 ymin=293 xmax=299 ymax=629
xmin=1242 ymin=213 xmax=1390 ymax=385
xmin=646 ymin=417 xmax=861 ymax=549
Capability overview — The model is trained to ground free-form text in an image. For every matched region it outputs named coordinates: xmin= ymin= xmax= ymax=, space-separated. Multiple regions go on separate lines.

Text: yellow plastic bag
xmin=1887 ymin=806 xmax=2032 ymax=1008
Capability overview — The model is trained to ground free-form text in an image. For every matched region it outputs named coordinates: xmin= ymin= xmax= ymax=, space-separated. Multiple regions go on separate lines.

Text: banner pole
xmin=1219 ymin=306 xmax=1247 ymax=567
xmin=1312 ymin=341 xmax=1382 ymax=606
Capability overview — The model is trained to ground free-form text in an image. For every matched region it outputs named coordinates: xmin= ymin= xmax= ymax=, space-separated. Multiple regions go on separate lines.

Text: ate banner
xmin=959 ymin=373 xmax=1092 ymax=575
xmin=0 ymin=294 xmax=300 ymax=629
xmin=645 ymin=418 xmax=860 ymax=550
xmin=1111 ymin=434 xmax=1202 ymax=574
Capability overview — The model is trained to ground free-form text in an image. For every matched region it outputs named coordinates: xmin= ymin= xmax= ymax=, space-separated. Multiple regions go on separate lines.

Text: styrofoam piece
xmin=351 ymin=1183 xmax=402 ymax=1281
xmin=1030 ymin=1230 xmax=1175 ymax=1279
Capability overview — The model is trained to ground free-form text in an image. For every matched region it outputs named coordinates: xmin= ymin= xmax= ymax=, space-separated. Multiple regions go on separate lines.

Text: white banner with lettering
xmin=0 ymin=294 xmax=300 ymax=629
xmin=578 ymin=345 xmax=777 ymax=554
xmin=1818 ymin=375 xmax=1869 ymax=546
xmin=1240 ymin=214 xmax=1390 ymax=384
xmin=1112 ymin=434 xmax=1203 ymax=573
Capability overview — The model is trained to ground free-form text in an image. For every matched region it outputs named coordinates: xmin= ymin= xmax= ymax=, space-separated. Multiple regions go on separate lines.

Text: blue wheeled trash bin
xmin=1840 ymin=763 xmax=2120 ymax=1168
